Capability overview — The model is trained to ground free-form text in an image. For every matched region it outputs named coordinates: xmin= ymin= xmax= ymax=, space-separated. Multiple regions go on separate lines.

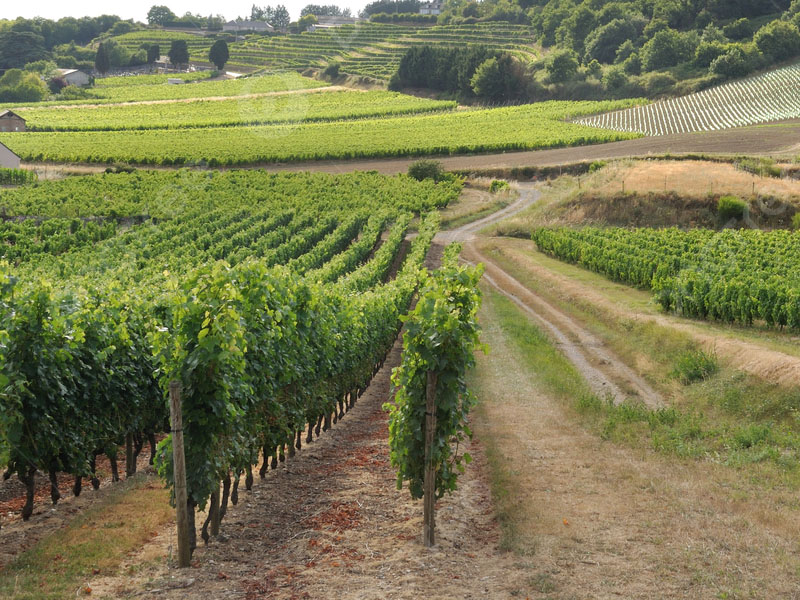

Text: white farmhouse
xmin=222 ymin=20 xmax=274 ymax=32
xmin=419 ymin=1 xmax=443 ymax=15
xmin=0 ymin=142 xmax=21 ymax=169
xmin=57 ymin=69 xmax=91 ymax=87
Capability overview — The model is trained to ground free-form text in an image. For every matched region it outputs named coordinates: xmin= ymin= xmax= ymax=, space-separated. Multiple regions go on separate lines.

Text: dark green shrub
xmin=323 ymin=61 xmax=341 ymax=78
xmin=718 ymin=195 xmax=747 ymax=221
xmin=489 ymin=179 xmax=510 ymax=193
xmin=408 ymin=159 xmax=444 ymax=182
xmin=671 ymin=349 xmax=719 ymax=384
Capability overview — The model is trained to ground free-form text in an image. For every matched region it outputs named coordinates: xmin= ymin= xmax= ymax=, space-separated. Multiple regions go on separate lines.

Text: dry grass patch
xmin=471 ymin=286 xmax=800 ymax=599
xmin=0 ymin=475 xmax=172 ymax=600
xmin=592 ymin=159 xmax=800 ymax=198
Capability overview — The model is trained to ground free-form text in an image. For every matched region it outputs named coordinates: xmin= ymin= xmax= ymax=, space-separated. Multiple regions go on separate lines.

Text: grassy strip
xmin=0 ymin=474 xmax=172 ymax=600
xmin=475 ymin=284 xmax=800 ymax=539
xmin=440 ymin=199 xmax=509 ymax=230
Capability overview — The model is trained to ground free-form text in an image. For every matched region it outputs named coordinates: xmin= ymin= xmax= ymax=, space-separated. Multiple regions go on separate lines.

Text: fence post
xmin=169 ymin=380 xmax=191 ymax=568
xmin=423 ymin=370 xmax=438 ymax=548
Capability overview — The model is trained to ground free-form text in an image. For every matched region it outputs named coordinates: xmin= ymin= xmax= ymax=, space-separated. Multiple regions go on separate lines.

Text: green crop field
xmin=16 ymin=91 xmax=456 ymax=131
xmin=0 ymin=72 xmax=326 ymax=109
xmin=5 ymin=99 xmax=641 ymax=165
xmin=0 ymin=169 xmax=457 ymax=529
xmin=532 ymin=226 xmax=800 ymax=330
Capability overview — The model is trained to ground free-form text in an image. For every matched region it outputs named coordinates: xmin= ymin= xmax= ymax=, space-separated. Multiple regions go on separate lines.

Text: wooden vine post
xmin=423 ymin=370 xmax=438 ymax=548
xmin=169 ymin=380 xmax=191 ymax=568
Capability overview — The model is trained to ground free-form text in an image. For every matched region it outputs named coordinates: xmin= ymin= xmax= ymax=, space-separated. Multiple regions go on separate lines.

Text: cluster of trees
xmin=0 ymin=69 xmax=49 ymax=102
xmin=527 ymin=0 xmax=799 ymax=94
xmin=406 ymin=0 xmax=800 ymax=98
xmin=0 ymin=16 xmax=127 ymax=70
xmin=361 ymin=0 xmax=421 ymax=18
xmin=249 ymin=4 xmax=291 ymax=28
xmin=370 ymin=13 xmax=438 ymax=23
xmin=300 ymin=4 xmax=352 ymax=17
xmin=146 ymin=6 xmax=225 ymax=30
xmin=390 ymin=45 xmax=526 ymax=102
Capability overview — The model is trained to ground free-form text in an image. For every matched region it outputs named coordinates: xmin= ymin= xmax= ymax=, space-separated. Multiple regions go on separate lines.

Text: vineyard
xmin=532 ymin=226 xmax=800 ymax=330
xmin=0 ymin=169 xmax=462 ymax=539
xmin=0 ymin=72 xmax=326 ymax=110
xmin=3 ymin=99 xmax=641 ymax=165
xmin=575 ymin=61 xmax=800 ymax=136
xmin=16 ymin=91 xmax=456 ymax=132
xmin=110 ymin=22 xmax=539 ymax=80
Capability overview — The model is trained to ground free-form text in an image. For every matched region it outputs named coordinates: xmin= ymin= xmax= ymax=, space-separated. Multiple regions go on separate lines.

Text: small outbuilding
xmin=0 ymin=110 xmax=25 ymax=133
xmin=222 ymin=20 xmax=274 ymax=32
xmin=57 ymin=69 xmax=91 ymax=87
xmin=0 ymin=142 xmax=21 ymax=169
xmin=419 ymin=1 xmax=443 ymax=15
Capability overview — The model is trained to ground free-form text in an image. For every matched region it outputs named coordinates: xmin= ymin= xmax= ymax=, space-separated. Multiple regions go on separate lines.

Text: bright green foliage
xmin=387 ymin=244 xmax=485 ymax=499
xmin=489 ymin=179 xmax=509 ymax=192
xmin=108 ymin=22 xmax=538 ymax=82
xmin=19 ymin=91 xmax=456 ymax=132
xmin=1 ymin=73 xmax=326 ymax=109
xmin=717 ymin=195 xmax=747 ymax=221
xmin=0 ymin=168 xmax=36 ymax=185
xmin=0 ymin=69 xmax=48 ymax=103
xmin=4 ymin=100 xmax=641 ymax=165
xmin=532 ymin=227 xmax=800 ymax=330
xmin=0 ymin=170 xmax=457 ymax=525
xmin=671 ymin=349 xmax=719 ymax=384
xmin=153 ymin=212 xmax=441 ymax=509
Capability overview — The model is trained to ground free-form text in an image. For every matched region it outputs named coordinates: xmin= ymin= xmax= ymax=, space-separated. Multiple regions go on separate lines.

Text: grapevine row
xmin=532 ymin=226 xmax=800 ymax=330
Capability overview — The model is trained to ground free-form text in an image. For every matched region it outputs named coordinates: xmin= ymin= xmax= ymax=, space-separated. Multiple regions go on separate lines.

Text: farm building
xmin=316 ymin=16 xmax=359 ymax=26
xmin=0 ymin=110 xmax=25 ymax=132
xmin=57 ymin=69 xmax=91 ymax=87
xmin=419 ymin=1 xmax=443 ymax=15
xmin=0 ymin=142 xmax=20 ymax=169
xmin=223 ymin=20 xmax=274 ymax=32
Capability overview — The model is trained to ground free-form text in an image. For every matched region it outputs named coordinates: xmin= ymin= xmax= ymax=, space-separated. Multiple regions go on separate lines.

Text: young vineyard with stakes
xmin=575 ymin=61 xmax=800 ymax=136
xmin=0 ymin=170 xmax=461 ymax=552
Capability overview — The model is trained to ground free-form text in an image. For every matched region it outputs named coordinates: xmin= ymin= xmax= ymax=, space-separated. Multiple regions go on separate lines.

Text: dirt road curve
xmin=441 ymin=183 xmax=663 ymax=407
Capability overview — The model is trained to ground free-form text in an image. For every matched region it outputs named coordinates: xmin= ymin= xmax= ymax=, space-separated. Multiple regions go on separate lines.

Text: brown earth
xmin=0 ymin=449 xmax=159 ymax=569
xmin=590 ymin=159 xmax=800 ymax=198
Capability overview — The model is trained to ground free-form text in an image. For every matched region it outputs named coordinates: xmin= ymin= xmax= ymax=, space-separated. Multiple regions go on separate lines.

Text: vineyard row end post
xmin=169 ymin=380 xmax=191 ymax=568
xmin=423 ymin=370 xmax=438 ymax=548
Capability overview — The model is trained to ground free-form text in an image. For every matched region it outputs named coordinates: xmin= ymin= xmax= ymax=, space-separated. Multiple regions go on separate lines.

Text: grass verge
xmin=0 ymin=474 xmax=172 ymax=599
xmin=472 ymin=285 xmax=800 ymax=555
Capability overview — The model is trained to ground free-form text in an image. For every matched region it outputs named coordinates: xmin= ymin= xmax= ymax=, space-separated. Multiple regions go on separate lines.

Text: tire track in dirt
xmin=491 ymin=240 xmax=800 ymax=389
xmin=440 ymin=183 xmax=663 ymax=408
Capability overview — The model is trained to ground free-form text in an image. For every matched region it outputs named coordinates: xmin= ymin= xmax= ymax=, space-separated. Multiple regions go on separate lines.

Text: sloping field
xmin=112 ymin=22 xmax=538 ymax=80
xmin=576 ymin=62 xmax=800 ymax=135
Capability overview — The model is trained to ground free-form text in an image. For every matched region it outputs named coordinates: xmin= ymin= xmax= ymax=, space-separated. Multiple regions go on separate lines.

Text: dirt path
xmin=487 ymin=239 xmax=800 ymax=388
xmin=94 ymin=337 xmax=528 ymax=600
xmin=439 ymin=183 xmax=663 ymax=407
xmin=471 ymin=292 xmax=800 ymax=598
